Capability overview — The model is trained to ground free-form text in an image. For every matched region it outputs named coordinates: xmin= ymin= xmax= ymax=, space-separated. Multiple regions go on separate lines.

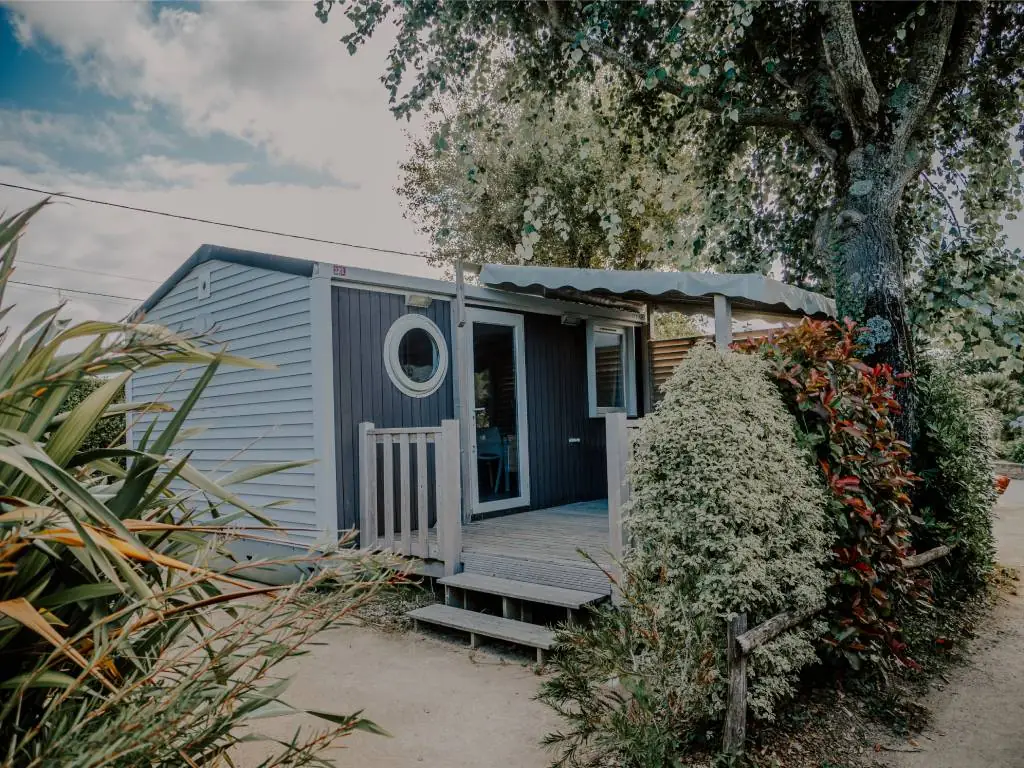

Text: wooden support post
xmin=605 ymin=412 xmax=630 ymax=605
xmin=358 ymin=422 xmax=376 ymax=550
xmin=723 ymin=613 xmax=748 ymax=756
xmin=536 ymin=648 xmax=545 ymax=665
xmin=640 ymin=302 xmax=654 ymax=414
xmin=455 ymin=258 xmax=474 ymax=525
xmin=439 ymin=419 xmax=463 ymax=576
xmin=713 ymin=294 xmax=733 ymax=350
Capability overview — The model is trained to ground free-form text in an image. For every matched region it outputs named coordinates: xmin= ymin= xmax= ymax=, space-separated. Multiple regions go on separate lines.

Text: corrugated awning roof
xmin=477 ymin=264 xmax=836 ymax=318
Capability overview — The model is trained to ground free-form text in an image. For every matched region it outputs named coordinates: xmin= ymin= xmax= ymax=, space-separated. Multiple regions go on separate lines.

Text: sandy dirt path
xmin=232 ymin=622 xmax=560 ymax=767
xmin=236 ymin=486 xmax=1024 ymax=768
xmin=881 ymin=481 xmax=1024 ymax=768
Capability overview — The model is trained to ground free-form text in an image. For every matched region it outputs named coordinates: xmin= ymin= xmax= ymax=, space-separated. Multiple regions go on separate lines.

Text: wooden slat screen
xmin=649 ymin=330 xmax=772 ymax=403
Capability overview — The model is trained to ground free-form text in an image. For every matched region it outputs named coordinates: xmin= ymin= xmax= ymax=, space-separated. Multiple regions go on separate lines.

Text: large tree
xmin=318 ymin=0 xmax=1024 ymax=429
xmin=400 ymin=75 xmax=702 ymax=271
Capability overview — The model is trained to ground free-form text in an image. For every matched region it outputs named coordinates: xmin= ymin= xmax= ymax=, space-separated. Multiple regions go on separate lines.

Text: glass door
xmin=467 ymin=308 xmax=530 ymax=514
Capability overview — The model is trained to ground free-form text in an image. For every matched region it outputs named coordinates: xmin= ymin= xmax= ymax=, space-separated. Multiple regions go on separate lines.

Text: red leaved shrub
xmin=735 ymin=319 xmax=923 ymax=669
xmin=995 ymin=475 xmax=1011 ymax=496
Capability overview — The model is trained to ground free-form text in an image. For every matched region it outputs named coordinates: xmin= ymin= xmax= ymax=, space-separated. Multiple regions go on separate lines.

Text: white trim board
xmin=309 ymin=273 xmax=339 ymax=545
xmin=465 ymin=307 xmax=531 ymax=516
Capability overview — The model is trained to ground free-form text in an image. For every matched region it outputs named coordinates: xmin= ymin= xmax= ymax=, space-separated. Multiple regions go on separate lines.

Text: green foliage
xmin=321 ymin=0 xmax=1024 ymax=396
xmin=735 ymin=321 xmax=920 ymax=667
xmin=56 ymin=377 xmax=126 ymax=454
xmin=539 ymin=594 xmax=693 ymax=768
xmin=399 ymin=77 xmax=700 ymax=271
xmin=0 ymin=203 xmax=391 ymax=767
xmin=968 ymin=370 xmax=1024 ymax=442
xmin=911 ymin=244 xmax=1024 ymax=376
xmin=539 ymin=346 xmax=830 ymax=766
xmin=913 ymin=355 xmax=997 ymax=598
xmin=651 ymin=311 xmax=702 ymax=340
xmin=1009 ymin=438 xmax=1024 ymax=465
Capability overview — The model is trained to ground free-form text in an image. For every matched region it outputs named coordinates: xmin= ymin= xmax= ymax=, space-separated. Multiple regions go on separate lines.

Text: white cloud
xmin=0 ymin=1 xmax=438 ymax=338
xmin=0 ymin=138 xmax=55 ymax=171
xmin=8 ymin=1 xmax=416 ymax=182
xmin=0 ymin=109 xmax=153 ymax=157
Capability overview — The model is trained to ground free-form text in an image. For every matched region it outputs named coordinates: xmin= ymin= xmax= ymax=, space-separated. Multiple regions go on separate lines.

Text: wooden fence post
xmin=439 ymin=419 xmax=463 ymax=575
xmin=723 ymin=613 xmax=748 ymax=756
xmin=358 ymin=422 xmax=376 ymax=551
xmin=605 ymin=412 xmax=630 ymax=604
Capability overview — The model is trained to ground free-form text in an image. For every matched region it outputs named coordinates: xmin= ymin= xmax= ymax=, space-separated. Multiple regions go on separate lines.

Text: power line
xmin=19 ymin=259 xmax=160 ymax=284
xmin=8 ymin=279 xmax=144 ymax=303
xmin=0 ymin=181 xmax=430 ymax=260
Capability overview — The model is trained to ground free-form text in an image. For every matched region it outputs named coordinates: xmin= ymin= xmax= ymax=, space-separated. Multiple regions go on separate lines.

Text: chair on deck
xmin=476 ymin=427 xmax=505 ymax=495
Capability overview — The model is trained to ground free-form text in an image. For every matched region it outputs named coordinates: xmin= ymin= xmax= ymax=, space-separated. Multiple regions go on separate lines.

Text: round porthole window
xmin=383 ymin=314 xmax=449 ymax=397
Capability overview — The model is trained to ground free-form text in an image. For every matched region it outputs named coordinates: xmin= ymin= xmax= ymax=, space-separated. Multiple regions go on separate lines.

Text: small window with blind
xmin=586 ymin=322 xmax=637 ymax=417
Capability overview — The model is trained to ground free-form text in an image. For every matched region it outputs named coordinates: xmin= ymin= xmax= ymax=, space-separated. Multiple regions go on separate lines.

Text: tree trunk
xmin=829 ymin=152 xmax=917 ymax=442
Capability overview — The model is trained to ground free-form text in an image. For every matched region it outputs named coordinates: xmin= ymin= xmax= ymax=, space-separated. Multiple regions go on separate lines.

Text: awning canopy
xmin=477 ymin=264 xmax=836 ymax=319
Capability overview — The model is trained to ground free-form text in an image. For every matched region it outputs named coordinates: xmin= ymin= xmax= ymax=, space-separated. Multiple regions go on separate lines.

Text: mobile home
xmin=129 ymin=245 xmax=834 ymax=602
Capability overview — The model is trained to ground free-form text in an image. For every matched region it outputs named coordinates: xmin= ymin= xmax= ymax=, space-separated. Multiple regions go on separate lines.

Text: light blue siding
xmin=129 ymin=260 xmax=320 ymax=547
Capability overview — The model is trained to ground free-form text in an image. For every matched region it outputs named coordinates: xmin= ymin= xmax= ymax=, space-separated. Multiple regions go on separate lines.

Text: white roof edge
xmin=477 ymin=264 xmax=836 ymax=318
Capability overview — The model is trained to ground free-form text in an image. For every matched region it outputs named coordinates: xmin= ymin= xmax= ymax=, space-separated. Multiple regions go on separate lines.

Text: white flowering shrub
xmin=540 ymin=346 xmax=830 ymax=766
xmin=627 ymin=345 xmax=830 ymax=720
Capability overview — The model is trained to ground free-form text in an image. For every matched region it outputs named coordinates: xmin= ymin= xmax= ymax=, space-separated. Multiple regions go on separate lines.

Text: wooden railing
xmin=722 ymin=543 xmax=953 ymax=755
xmin=357 ymin=420 xmax=462 ymax=575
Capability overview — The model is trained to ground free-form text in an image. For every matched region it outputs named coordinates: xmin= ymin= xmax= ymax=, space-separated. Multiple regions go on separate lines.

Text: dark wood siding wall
xmin=331 ymin=286 xmax=454 ymax=531
xmin=523 ymin=313 xmax=607 ymax=508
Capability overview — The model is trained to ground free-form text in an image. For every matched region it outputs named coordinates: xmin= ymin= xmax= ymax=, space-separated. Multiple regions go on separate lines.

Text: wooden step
xmin=387 ymin=559 xmax=445 ymax=580
xmin=461 ymin=551 xmax=612 ymax=596
xmin=408 ymin=604 xmax=555 ymax=663
xmin=439 ymin=572 xmax=606 ymax=609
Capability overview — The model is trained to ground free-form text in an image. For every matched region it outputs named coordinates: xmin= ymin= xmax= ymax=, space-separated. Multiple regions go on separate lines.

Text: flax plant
xmin=0 ymin=202 xmax=392 ymax=767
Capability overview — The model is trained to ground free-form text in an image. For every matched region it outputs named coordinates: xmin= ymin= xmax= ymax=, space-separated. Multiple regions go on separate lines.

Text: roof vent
xmin=197 ymin=268 xmax=212 ymax=300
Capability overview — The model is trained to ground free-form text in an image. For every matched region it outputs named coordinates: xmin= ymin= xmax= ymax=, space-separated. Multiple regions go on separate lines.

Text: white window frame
xmin=383 ymin=313 xmax=449 ymax=398
xmin=586 ymin=321 xmax=637 ymax=418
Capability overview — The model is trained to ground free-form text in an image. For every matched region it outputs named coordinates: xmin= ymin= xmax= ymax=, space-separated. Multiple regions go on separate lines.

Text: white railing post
xmin=439 ymin=419 xmax=463 ymax=575
xmin=415 ymin=432 xmax=429 ymax=558
xmin=605 ymin=412 xmax=630 ymax=602
xmin=358 ymin=421 xmax=376 ymax=550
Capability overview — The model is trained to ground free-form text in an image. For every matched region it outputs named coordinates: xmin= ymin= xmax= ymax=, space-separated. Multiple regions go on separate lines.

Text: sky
xmin=0 ymin=0 xmax=435 ymax=332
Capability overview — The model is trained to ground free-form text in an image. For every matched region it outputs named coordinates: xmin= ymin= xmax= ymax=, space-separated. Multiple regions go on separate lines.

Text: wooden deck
xmin=458 ymin=500 xmax=613 ymax=594
xmin=412 ymin=500 xmax=614 ymax=593
xmin=463 ymin=500 xmax=611 ymax=566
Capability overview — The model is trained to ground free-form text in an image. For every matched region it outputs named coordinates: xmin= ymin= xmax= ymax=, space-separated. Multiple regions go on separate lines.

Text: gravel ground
xmin=232 ymin=585 xmax=560 ymax=768
xmin=877 ymin=481 xmax=1024 ymax=768
xmin=235 ymin=483 xmax=1024 ymax=768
